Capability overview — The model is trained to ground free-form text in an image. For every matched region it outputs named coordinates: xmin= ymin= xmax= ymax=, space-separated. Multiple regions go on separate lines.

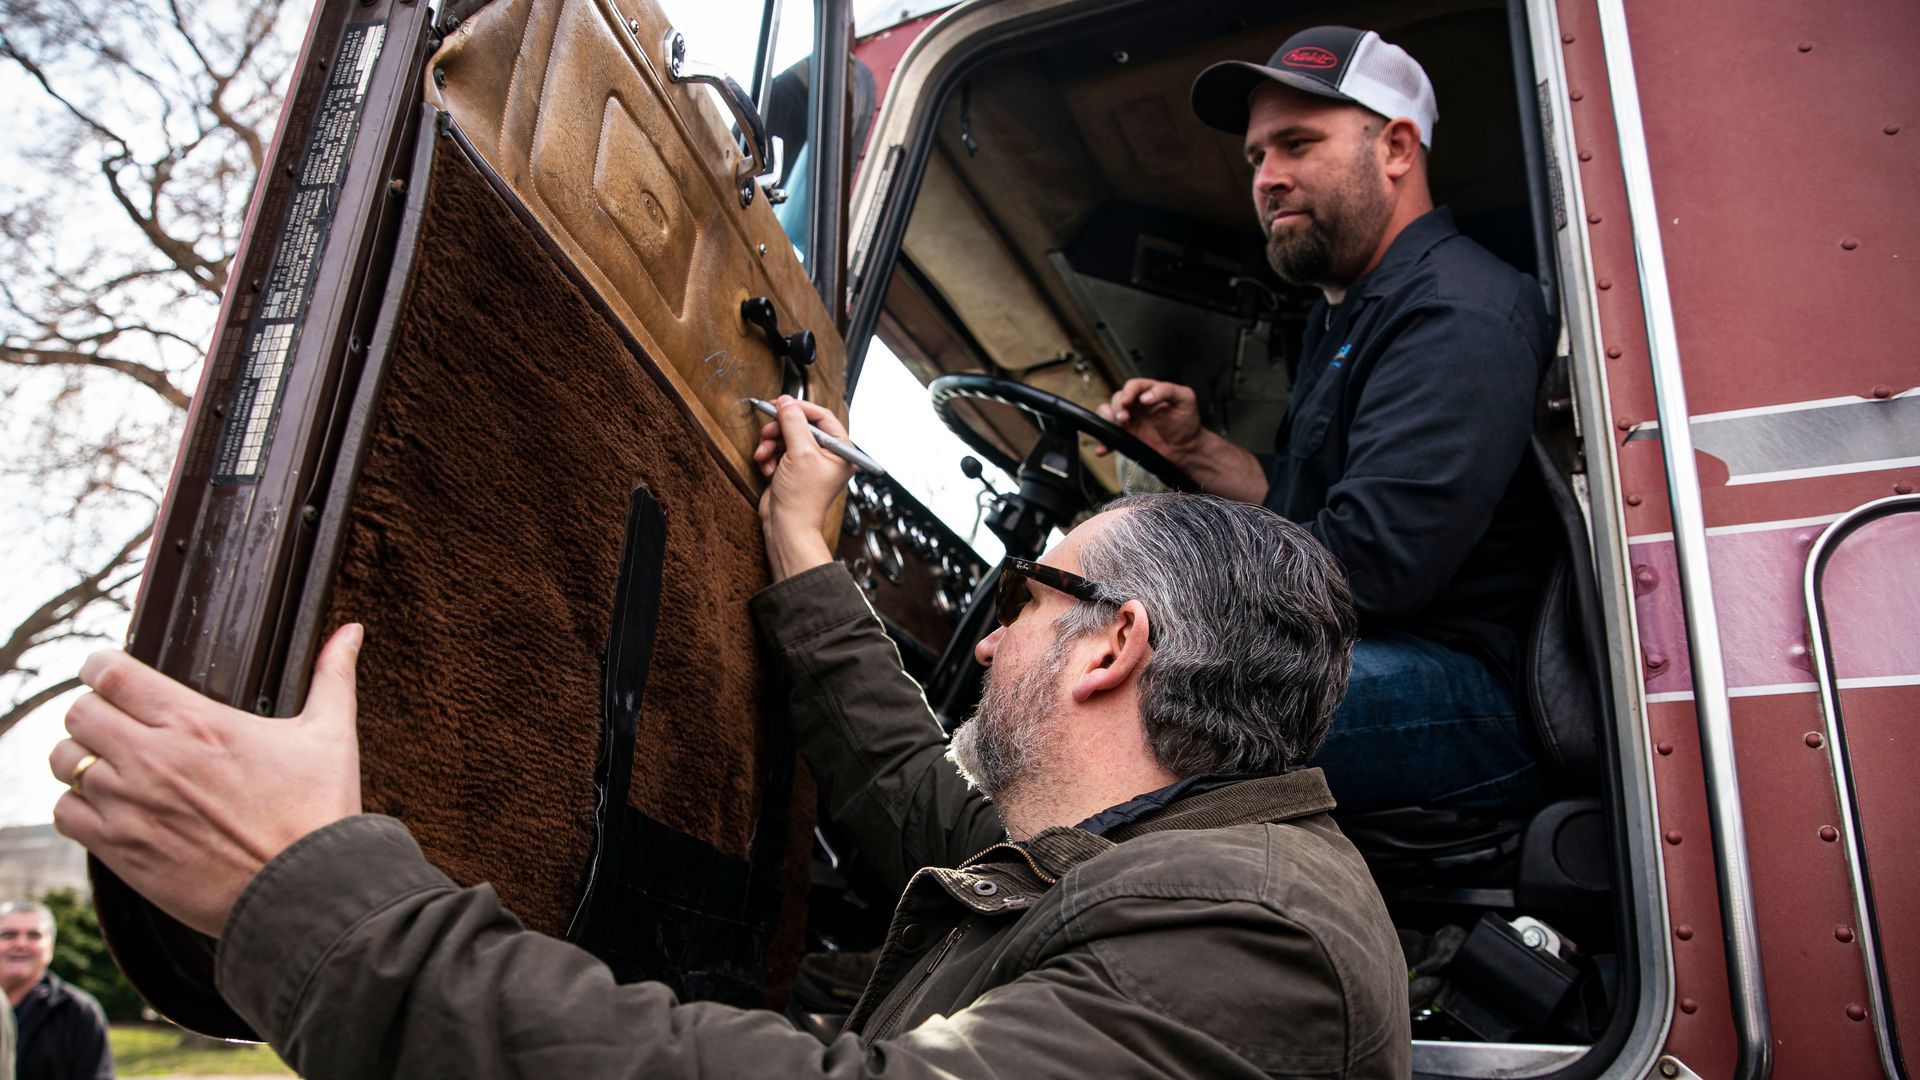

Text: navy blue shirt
xmin=1263 ymin=207 xmax=1554 ymax=687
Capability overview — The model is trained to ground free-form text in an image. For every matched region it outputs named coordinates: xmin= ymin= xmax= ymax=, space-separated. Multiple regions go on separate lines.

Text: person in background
xmin=2 ymin=901 xmax=111 ymax=1080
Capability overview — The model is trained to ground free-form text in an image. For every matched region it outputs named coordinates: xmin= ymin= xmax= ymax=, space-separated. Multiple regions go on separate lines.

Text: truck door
xmin=105 ymin=0 xmax=853 ymax=1037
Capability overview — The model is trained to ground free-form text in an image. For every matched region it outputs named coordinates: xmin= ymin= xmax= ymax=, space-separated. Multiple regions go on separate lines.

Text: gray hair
xmin=0 ymin=900 xmax=56 ymax=943
xmin=1053 ymin=493 xmax=1356 ymax=776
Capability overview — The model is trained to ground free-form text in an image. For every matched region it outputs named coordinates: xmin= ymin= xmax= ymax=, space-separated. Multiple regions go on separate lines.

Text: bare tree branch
xmin=4 ymin=30 xmax=232 ymax=294
xmin=0 ymin=676 xmax=82 ymax=742
xmin=0 ymin=0 xmax=292 ymax=753
xmin=0 ymin=523 xmax=154 ymax=679
xmin=97 ymin=150 xmax=229 ymax=293
xmin=1 ymin=345 xmax=192 ymax=409
xmin=0 ymin=31 xmax=130 ymax=150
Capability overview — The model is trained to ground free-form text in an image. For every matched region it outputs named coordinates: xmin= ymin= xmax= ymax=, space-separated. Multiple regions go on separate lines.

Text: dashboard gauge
xmin=864 ymin=528 xmax=906 ymax=585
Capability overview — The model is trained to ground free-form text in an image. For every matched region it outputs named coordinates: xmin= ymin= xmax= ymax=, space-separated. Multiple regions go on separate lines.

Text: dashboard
xmin=834 ymin=473 xmax=987 ymax=675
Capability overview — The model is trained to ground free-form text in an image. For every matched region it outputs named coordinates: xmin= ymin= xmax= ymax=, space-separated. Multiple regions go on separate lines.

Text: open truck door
xmin=102 ymin=0 xmax=854 ymax=1037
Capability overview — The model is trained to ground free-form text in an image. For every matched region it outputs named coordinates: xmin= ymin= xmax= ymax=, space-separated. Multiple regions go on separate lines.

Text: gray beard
xmin=947 ymin=639 xmax=1070 ymax=802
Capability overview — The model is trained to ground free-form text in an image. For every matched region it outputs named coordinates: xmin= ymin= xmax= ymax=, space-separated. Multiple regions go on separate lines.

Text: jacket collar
xmin=1355 ymin=205 xmax=1459 ymax=302
xmin=967 ymin=768 xmax=1337 ymax=879
xmin=1070 ymin=772 xmax=1253 ymax=836
xmin=15 ymin=971 xmax=64 ymax=1011
xmin=1103 ymin=767 xmax=1336 ymax=841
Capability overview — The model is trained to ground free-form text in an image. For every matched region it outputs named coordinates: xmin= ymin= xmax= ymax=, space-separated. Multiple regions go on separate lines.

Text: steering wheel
xmin=927 ymin=374 xmax=1202 ymax=493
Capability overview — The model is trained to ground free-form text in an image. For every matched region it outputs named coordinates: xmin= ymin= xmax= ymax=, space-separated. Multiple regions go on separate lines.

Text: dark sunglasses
xmin=994 ymin=556 xmax=1129 ymax=627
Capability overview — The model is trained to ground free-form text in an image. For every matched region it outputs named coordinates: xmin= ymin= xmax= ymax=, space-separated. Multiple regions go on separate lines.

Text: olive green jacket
xmin=214 ymin=563 xmax=1409 ymax=1078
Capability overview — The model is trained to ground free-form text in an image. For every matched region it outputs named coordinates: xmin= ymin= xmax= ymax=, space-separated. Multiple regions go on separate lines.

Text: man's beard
xmin=947 ymin=637 xmax=1071 ymax=803
xmin=1264 ymin=146 xmax=1392 ymax=290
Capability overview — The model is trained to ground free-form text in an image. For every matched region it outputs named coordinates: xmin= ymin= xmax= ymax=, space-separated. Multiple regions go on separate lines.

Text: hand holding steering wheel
xmin=928 ymin=374 xmax=1201 ymax=493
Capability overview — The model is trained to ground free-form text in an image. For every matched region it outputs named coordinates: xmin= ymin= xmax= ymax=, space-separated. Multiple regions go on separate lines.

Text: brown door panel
xmin=104 ymin=0 xmax=842 ymax=1040
xmin=428 ymin=0 xmax=847 ymax=478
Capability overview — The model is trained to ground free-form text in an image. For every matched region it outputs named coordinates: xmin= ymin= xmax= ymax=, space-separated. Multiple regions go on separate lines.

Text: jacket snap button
xmin=899 ymin=923 xmax=926 ymax=950
xmin=972 ymin=880 xmax=999 ymax=896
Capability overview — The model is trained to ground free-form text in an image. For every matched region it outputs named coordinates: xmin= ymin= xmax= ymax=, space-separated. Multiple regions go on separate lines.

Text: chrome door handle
xmin=661 ymin=28 xmax=770 ymax=208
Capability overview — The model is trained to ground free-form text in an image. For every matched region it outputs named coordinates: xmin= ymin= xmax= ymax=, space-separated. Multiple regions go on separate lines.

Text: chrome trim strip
xmin=808 ymin=0 xmax=852 ymax=314
xmin=1805 ymin=493 xmax=1920 ymax=1080
xmin=1411 ymin=1039 xmax=1589 ymax=1078
xmin=1593 ymin=3 xmax=1771 ymax=1076
xmin=752 ymin=0 xmax=784 ymax=109
xmin=1525 ymin=0 xmax=1673 ymax=1074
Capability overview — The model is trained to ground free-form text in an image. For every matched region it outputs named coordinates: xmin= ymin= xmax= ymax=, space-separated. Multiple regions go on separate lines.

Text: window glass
xmin=849 ymin=339 xmax=1013 ymax=564
xmin=763 ymin=1 xmax=818 ymax=264
xmin=650 ymin=0 xmax=765 ymax=78
xmin=651 ymin=0 xmax=817 ymax=263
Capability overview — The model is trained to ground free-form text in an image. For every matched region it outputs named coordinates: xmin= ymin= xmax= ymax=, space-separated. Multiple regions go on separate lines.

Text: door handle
xmin=661 ymin=28 xmax=771 ymax=208
xmin=742 ymin=296 xmax=816 ymax=399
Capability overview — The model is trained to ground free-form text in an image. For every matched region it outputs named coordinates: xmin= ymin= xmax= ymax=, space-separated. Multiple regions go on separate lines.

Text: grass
xmin=109 ymin=1024 xmax=297 ymax=1076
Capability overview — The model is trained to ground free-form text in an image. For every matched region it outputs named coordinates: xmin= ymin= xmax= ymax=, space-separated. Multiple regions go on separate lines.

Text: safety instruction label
xmin=213 ymin=21 xmax=386 ymax=483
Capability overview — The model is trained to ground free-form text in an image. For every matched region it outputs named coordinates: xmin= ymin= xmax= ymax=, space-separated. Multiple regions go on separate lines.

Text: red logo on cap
xmin=1282 ymin=46 xmax=1339 ymax=69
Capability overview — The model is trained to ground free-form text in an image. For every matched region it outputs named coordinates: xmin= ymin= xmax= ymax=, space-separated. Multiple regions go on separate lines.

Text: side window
xmin=758 ymin=4 xmax=819 ymax=265
xmin=652 ymin=0 xmax=820 ymax=267
xmin=849 ymin=337 xmax=1016 ymax=564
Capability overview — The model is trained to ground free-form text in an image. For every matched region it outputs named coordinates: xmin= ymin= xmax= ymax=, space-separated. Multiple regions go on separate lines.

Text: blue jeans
xmin=1312 ymin=632 xmax=1547 ymax=815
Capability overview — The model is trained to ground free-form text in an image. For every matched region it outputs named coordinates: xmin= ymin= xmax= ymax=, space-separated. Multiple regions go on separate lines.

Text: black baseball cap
xmin=1191 ymin=26 xmax=1438 ymax=149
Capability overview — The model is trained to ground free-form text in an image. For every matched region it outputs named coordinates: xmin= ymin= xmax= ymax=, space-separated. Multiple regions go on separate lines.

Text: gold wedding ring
xmin=68 ymin=753 xmax=101 ymax=792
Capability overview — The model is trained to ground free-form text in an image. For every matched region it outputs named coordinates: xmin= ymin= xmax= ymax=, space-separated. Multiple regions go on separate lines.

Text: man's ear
xmin=1381 ymin=117 xmax=1422 ymax=181
xmin=1069 ymin=600 xmax=1153 ymax=704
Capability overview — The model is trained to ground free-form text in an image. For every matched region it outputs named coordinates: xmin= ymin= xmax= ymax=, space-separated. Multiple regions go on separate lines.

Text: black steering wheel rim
xmin=928 ymin=374 xmax=1202 ymax=493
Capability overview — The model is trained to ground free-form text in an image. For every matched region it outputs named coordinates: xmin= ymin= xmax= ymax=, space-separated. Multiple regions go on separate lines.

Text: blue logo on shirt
xmin=1330 ymin=344 xmax=1353 ymax=369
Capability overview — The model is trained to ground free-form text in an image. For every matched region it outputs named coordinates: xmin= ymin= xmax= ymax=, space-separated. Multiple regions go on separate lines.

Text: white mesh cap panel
xmin=1340 ymin=33 xmax=1439 ymax=148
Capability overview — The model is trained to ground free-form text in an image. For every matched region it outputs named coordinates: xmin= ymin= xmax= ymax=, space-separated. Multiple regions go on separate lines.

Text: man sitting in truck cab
xmin=51 ymin=396 xmax=1410 ymax=1079
xmin=1101 ymin=26 xmax=1556 ymax=815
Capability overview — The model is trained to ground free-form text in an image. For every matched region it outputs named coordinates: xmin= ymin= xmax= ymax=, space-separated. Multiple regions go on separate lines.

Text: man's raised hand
xmin=752 ymin=395 xmax=854 ymax=581
xmin=1095 ymin=378 xmax=1206 ymax=463
xmin=49 ymin=624 xmax=367 ymax=937
xmin=1097 ymin=378 xmax=1273 ymax=503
